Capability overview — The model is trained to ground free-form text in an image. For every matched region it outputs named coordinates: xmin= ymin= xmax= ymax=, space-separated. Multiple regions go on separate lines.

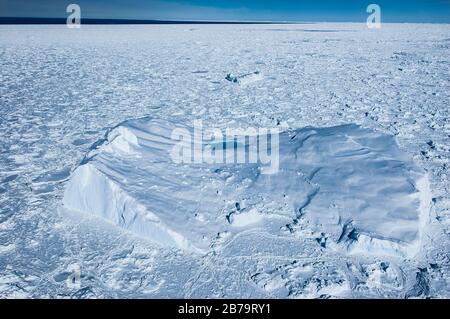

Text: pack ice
xmin=63 ymin=117 xmax=431 ymax=257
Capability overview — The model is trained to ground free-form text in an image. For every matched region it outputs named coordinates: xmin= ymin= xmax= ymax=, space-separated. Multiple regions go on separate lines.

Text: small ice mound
xmin=225 ymin=71 xmax=263 ymax=85
xmin=101 ymin=126 xmax=139 ymax=154
xmin=62 ymin=117 xmax=430 ymax=257
xmin=252 ymin=261 xmax=350 ymax=298
xmin=229 ymin=209 xmax=265 ymax=228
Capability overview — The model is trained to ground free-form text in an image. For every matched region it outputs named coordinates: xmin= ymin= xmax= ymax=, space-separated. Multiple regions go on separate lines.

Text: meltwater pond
xmin=63 ymin=117 xmax=431 ymax=258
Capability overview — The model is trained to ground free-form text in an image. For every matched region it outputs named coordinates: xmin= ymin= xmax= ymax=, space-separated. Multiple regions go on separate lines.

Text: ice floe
xmin=63 ymin=117 xmax=430 ymax=257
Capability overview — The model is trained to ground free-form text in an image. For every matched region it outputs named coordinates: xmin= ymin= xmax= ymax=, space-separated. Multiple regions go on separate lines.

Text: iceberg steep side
xmin=63 ymin=163 xmax=202 ymax=253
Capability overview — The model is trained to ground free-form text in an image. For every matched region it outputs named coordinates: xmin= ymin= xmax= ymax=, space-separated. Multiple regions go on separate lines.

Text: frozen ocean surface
xmin=0 ymin=23 xmax=449 ymax=298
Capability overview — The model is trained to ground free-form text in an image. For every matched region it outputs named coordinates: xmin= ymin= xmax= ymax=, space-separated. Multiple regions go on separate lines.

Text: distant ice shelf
xmin=62 ymin=117 xmax=431 ymax=258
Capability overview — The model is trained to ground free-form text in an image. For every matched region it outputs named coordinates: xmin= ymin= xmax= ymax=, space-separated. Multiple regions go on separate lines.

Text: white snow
xmin=231 ymin=209 xmax=265 ymax=227
xmin=63 ymin=117 xmax=429 ymax=258
xmin=1 ymin=23 xmax=449 ymax=298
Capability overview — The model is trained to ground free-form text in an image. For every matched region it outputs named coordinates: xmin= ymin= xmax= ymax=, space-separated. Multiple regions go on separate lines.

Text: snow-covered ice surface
xmin=63 ymin=118 xmax=429 ymax=258
xmin=0 ymin=23 xmax=449 ymax=298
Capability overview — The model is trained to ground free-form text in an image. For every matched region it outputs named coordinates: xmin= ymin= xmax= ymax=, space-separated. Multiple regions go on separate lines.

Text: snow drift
xmin=63 ymin=117 xmax=430 ymax=257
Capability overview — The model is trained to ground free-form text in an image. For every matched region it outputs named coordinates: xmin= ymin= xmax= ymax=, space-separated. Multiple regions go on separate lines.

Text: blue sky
xmin=1 ymin=0 xmax=449 ymax=22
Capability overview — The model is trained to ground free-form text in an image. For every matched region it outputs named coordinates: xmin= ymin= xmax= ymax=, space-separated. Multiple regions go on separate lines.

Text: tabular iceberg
xmin=63 ymin=117 xmax=430 ymax=258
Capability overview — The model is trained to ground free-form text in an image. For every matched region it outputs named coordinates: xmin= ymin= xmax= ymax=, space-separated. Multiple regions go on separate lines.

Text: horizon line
xmin=0 ymin=17 xmax=280 ymax=25
xmin=1 ymin=17 xmax=449 ymax=25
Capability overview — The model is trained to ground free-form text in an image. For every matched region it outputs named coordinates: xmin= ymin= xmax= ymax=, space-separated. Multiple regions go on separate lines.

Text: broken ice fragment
xmin=225 ymin=71 xmax=263 ymax=85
